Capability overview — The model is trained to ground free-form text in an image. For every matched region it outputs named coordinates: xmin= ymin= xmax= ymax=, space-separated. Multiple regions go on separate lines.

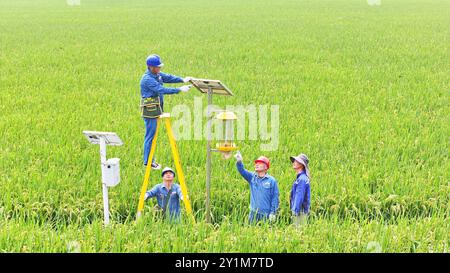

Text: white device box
xmin=101 ymin=158 xmax=120 ymax=187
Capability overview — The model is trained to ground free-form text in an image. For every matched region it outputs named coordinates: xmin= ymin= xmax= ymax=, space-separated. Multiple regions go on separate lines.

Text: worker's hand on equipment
xmin=269 ymin=213 xmax=276 ymax=222
xmin=179 ymin=85 xmax=192 ymax=92
xmin=234 ymin=151 xmax=243 ymax=162
xmin=183 ymin=76 xmax=193 ymax=83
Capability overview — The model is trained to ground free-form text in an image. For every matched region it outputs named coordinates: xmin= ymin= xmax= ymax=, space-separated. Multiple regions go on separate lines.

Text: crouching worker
xmin=144 ymin=167 xmax=183 ymax=221
xmin=234 ymin=151 xmax=279 ymax=224
xmin=289 ymin=154 xmax=311 ymax=227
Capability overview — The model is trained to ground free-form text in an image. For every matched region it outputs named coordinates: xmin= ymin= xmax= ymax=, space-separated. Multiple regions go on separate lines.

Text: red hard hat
xmin=254 ymin=156 xmax=270 ymax=169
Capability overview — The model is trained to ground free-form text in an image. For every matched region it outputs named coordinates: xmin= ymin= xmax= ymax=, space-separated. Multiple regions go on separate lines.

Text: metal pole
xmin=205 ymin=88 xmax=212 ymax=223
xmin=99 ymin=137 xmax=107 ymax=163
xmin=99 ymin=137 xmax=110 ymax=226
xmin=102 ymin=183 xmax=110 ymax=226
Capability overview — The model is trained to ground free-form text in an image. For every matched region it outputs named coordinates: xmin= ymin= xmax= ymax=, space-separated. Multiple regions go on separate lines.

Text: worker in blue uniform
xmin=289 ymin=153 xmax=311 ymax=227
xmin=234 ymin=152 xmax=279 ymax=224
xmin=144 ymin=167 xmax=183 ymax=221
xmin=140 ymin=54 xmax=193 ymax=169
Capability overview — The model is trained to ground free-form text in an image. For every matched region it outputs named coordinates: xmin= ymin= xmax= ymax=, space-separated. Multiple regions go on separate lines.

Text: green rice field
xmin=0 ymin=0 xmax=449 ymax=252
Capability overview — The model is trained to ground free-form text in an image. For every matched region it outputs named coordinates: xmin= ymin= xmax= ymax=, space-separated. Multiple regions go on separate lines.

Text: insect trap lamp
xmin=214 ymin=111 xmax=239 ymax=159
xmin=189 ymin=78 xmax=239 ymax=223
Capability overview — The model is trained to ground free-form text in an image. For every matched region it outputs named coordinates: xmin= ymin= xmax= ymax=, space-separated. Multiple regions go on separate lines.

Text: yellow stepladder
xmin=136 ymin=113 xmax=195 ymax=223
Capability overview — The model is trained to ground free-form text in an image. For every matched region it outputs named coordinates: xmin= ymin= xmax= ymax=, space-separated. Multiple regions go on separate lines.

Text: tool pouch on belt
xmin=140 ymin=96 xmax=162 ymax=118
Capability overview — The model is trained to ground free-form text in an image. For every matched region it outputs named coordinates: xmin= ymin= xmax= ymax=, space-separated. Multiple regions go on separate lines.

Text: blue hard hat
xmin=146 ymin=54 xmax=164 ymax=67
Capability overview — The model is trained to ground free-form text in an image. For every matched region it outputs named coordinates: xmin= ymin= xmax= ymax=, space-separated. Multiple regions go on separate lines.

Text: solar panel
xmin=189 ymin=78 xmax=234 ymax=96
xmin=83 ymin=131 xmax=123 ymax=146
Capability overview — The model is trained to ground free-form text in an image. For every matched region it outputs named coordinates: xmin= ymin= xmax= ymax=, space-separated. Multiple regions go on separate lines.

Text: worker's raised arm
xmin=234 ymin=152 xmax=253 ymax=183
xmin=143 ymin=76 xmax=181 ymax=95
xmin=236 ymin=161 xmax=253 ymax=183
xmin=160 ymin=72 xmax=184 ymax=84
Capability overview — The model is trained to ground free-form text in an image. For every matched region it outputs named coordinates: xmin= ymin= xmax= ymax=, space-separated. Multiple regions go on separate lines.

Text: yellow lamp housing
xmin=215 ymin=111 xmax=239 ymax=158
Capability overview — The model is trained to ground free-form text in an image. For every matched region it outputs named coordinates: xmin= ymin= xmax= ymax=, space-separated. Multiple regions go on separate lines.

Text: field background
xmin=0 ymin=0 xmax=449 ymax=252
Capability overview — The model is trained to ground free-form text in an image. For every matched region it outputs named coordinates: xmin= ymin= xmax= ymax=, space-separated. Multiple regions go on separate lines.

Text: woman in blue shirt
xmin=289 ymin=153 xmax=311 ymax=227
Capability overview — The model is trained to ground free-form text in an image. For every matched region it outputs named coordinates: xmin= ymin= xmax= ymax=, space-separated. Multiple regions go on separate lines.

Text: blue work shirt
xmin=290 ymin=171 xmax=310 ymax=215
xmin=236 ymin=161 xmax=279 ymax=215
xmin=140 ymin=70 xmax=183 ymax=111
xmin=145 ymin=183 xmax=183 ymax=218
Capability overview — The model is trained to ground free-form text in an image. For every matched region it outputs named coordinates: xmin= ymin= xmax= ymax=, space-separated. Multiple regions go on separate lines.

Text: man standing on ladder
xmin=140 ymin=54 xmax=193 ymax=169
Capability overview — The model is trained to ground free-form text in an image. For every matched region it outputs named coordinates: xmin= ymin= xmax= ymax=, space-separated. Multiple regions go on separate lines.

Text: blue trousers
xmin=248 ymin=210 xmax=269 ymax=224
xmin=143 ymin=117 xmax=157 ymax=165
